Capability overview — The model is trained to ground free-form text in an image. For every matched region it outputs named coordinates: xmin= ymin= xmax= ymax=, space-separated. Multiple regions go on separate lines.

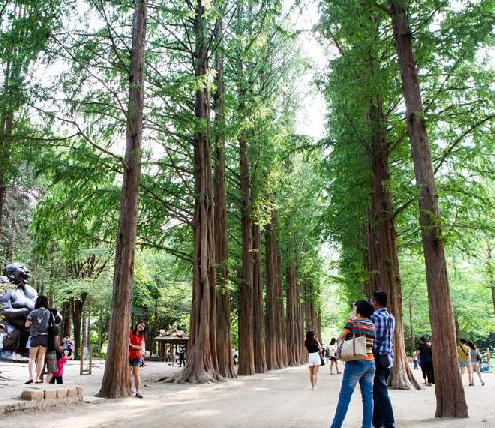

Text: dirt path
xmin=1 ymin=361 xmax=494 ymax=428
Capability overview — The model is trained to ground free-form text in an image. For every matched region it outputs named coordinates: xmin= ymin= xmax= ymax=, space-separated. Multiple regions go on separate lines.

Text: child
xmin=49 ymin=354 xmax=67 ymax=384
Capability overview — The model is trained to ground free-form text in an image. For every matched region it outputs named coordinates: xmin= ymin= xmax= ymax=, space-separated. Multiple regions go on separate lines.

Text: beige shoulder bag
xmin=335 ymin=321 xmax=368 ymax=361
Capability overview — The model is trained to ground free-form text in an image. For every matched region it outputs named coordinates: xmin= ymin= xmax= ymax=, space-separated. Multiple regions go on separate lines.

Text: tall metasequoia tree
xmin=286 ymin=255 xmax=304 ymax=366
xmin=264 ymin=220 xmax=279 ymax=370
xmin=274 ymin=235 xmax=288 ymax=367
xmin=252 ymin=223 xmax=267 ymax=373
xmin=168 ymin=0 xmax=221 ymax=383
xmin=238 ymin=122 xmax=255 ymax=375
xmin=365 ymin=99 xmax=420 ymax=390
xmin=98 ymin=0 xmax=147 ymax=398
xmin=389 ymin=0 xmax=468 ymax=417
xmin=236 ymin=0 xmax=255 ymax=375
xmin=213 ymin=12 xmax=235 ymax=379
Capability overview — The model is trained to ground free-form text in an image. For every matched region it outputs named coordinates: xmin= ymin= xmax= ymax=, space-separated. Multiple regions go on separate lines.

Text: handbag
xmin=335 ymin=322 xmax=368 ymax=361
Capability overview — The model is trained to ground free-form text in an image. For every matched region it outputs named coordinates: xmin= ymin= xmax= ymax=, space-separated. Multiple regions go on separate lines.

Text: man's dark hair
xmin=419 ymin=336 xmax=427 ymax=343
xmin=372 ymin=291 xmax=388 ymax=308
xmin=355 ymin=300 xmax=374 ymax=319
xmin=460 ymin=338 xmax=467 ymax=344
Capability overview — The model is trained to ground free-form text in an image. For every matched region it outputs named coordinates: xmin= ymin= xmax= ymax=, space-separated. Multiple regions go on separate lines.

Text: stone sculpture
xmin=0 ymin=263 xmax=37 ymax=356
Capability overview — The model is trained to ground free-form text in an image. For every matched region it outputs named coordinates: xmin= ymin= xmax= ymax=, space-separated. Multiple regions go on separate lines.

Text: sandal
xmin=35 ymin=380 xmax=43 ymax=384
xmin=25 ymin=380 xmax=33 ymax=384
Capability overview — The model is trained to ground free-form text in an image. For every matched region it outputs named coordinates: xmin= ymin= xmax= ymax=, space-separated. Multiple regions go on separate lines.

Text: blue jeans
xmin=330 ymin=359 xmax=375 ymax=428
xmin=373 ymin=366 xmax=395 ymax=428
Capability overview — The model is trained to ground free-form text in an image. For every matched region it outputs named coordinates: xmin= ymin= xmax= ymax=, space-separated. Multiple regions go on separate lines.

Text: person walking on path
xmin=25 ymin=295 xmax=51 ymax=384
xmin=327 ymin=338 xmax=341 ymax=375
xmin=416 ymin=336 xmax=434 ymax=385
xmin=458 ymin=338 xmax=473 ymax=386
xmin=370 ymin=291 xmax=396 ymax=428
xmin=305 ymin=330 xmax=322 ymax=390
xmin=467 ymin=341 xmax=485 ymax=386
xmin=329 ymin=300 xmax=376 ymax=428
xmin=129 ymin=321 xmax=146 ymax=398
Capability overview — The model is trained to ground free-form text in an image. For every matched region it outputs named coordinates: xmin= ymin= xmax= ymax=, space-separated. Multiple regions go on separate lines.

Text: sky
xmin=291 ymin=0 xmax=329 ymax=141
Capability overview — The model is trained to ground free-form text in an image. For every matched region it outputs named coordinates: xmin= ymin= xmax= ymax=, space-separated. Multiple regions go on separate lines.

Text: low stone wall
xmin=0 ymin=386 xmax=84 ymax=415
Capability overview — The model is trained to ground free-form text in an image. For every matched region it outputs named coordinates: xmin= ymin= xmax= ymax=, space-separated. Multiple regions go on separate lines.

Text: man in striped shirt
xmin=370 ymin=291 xmax=396 ymax=428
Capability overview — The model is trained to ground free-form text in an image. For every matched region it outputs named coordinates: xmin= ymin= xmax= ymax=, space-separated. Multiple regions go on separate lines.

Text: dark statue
xmin=0 ymin=263 xmax=37 ymax=356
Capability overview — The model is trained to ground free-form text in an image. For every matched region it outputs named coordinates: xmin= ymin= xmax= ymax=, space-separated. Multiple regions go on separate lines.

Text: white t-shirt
xmin=328 ymin=344 xmax=337 ymax=357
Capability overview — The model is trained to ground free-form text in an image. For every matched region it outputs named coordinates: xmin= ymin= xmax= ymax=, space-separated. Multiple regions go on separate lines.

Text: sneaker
xmin=135 ymin=392 xmax=143 ymax=398
xmin=482 ymin=382 xmax=485 ymax=386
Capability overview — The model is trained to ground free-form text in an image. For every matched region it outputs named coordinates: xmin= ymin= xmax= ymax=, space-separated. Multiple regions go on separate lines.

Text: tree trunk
xmin=286 ymin=259 xmax=298 ymax=366
xmin=98 ymin=308 xmax=103 ymax=358
xmin=213 ymin=14 xmax=235 ymax=379
xmin=237 ymin=132 xmax=255 ymax=375
xmin=6 ymin=213 xmax=15 ymax=263
xmin=166 ymin=0 xmax=221 ymax=384
xmin=72 ymin=293 xmax=87 ymax=360
xmin=365 ymin=99 xmax=419 ymax=390
xmin=390 ymin=1 xmax=468 ymax=417
xmin=0 ymin=51 xmax=13 ymax=234
xmin=98 ymin=0 xmax=147 ymax=398
xmin=264 ymin=221 xmax=278 ymax=370
xmin=252 ymin=223 xmax=266 ymax=373
xmin=274 ymin=235 xmax=287 ymax=367
xmin=61 ymin=299 xmax=72 ymax=338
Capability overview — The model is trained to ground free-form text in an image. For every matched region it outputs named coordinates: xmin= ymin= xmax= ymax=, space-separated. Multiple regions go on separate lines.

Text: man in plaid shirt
xmin=370 ymin=291 xmax=396 ymax=428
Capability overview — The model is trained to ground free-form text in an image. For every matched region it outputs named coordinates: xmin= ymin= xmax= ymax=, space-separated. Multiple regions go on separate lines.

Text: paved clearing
xmin=1 ymin=360 xmax=493 ymax=428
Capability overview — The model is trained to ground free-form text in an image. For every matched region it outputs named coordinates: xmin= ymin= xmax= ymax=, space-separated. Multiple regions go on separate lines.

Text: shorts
xmin=30 ymin=335 xmax=48 ymax=348
xmin=308 ymin=352 xmax=321 ymax=366
xmin=458 ymin=361 xmax=471 ymax=367
xmin=45 ymin=351 xmax=58 ymax=373
xmin=129 ymin=357 xmax=141 ymax=367
xmin=330 ymin=356 xmax=337 ymax=362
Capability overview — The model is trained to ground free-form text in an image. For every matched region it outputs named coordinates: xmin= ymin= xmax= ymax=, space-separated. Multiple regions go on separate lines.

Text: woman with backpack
xmin=25 ymin=296 xmax=50 ymax=384
xmin=327 ymin=338 xmax=341 ymax=375
xmin=467 ymin=341 xmax=485 ymax=386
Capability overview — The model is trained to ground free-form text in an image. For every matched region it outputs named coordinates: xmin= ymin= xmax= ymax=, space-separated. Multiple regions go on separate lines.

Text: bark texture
xmin=390 ymin=1 xmax=468 ymax=417
xmin=213 ymin=14 xmax=235 ymax=379
xmin=98 ymin=0 xmax=147 ymax=398
xmin=238 ymin=128 xmax=255 ymax=375
xmin=252 ymin=223 xmax=266 ymax=373
xmin=166 ymin=0 xmax=221 ymax=383
xmin=365 ymin=100 xmax=420 ymax=390
xmin=264 ymin=221 xmax=278 ymax=370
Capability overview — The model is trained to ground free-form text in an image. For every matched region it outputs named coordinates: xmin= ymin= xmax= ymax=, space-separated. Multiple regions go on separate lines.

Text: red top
xmin=129 ymin=330 xmax=144 ymax=360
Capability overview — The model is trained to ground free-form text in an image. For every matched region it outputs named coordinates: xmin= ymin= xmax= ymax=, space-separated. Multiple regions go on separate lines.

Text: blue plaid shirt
xmin=370 ymin=308 xmax=395 ymax=358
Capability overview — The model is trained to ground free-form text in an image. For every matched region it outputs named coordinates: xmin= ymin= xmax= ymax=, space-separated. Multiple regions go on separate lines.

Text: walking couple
xmin=329 ymin=291 xmax=396 ymax=428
